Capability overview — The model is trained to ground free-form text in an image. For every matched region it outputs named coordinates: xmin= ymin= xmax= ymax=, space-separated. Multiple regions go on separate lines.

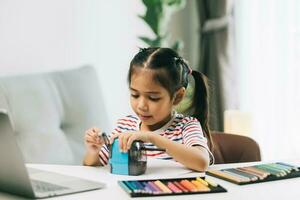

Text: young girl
xmin=83 ymin=47 xmax=214 ymax=172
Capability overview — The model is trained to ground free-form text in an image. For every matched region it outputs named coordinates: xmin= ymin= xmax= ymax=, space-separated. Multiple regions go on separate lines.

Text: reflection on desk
xmin=0 ymin=159 xmax=299 ymax=199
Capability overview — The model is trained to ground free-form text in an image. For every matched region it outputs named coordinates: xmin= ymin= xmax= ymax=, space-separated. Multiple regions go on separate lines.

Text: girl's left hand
xmin=110 ymin=131 xmax=152 ymax=152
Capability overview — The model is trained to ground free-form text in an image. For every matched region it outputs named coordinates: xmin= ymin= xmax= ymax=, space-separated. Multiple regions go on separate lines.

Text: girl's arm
xmin=149 ymin=133 xmax=209 ymax=172
xmin=83 ymin=150 xmax=101 ymax=166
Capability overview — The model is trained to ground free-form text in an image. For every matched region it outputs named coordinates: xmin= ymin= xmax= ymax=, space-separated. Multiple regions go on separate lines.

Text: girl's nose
xmin=137 ymin=98 xmax=148 ymax=111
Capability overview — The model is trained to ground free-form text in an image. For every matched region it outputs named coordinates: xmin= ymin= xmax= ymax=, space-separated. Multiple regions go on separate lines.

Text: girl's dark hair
xmin=128 ymin=47 xmax=213 ymax=149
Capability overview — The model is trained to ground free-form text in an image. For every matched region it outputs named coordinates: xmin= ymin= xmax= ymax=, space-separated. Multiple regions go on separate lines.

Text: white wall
xmin=0 ymin=0 xmax=151 ymax=131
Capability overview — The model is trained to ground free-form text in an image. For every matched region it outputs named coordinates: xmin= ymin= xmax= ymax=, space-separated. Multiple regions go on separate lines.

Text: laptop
xmin=0 ymin=110 xmax=105 ymax=198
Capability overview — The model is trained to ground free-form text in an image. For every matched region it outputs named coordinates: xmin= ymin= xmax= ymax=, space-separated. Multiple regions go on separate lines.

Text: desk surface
xmin=1 ymin=159 xmax=299 ymax=199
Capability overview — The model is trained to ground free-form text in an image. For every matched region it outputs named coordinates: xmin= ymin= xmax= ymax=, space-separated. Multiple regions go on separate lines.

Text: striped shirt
xmin=98 ymin=112 xmax=214 ymax=165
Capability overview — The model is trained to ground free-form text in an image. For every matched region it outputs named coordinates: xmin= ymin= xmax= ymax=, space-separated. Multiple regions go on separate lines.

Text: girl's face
xmin=130 ymin=68 xmax=175 ymax=131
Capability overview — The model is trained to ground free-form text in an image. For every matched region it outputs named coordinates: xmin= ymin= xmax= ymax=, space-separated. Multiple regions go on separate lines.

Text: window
xmin=235 ymin=0 xmax=300 ymax=160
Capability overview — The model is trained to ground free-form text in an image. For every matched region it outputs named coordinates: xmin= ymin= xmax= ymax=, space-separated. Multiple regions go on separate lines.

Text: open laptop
xmin=0 ymin=110 xmax=105 ymax=198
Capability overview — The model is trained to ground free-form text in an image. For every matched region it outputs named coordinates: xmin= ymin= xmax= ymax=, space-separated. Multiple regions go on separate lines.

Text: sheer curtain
xmin=235 ymin=0 xmax=300 ymax=160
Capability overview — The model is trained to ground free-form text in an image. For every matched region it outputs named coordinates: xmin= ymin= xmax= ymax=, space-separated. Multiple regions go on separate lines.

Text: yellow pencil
xmin=191 ymin=180 xmax=210 ymax=192
xmin=204 ymin=177 xmax=218 ymax=187
xmin=196 ymin=177 xmax=209 ymax=186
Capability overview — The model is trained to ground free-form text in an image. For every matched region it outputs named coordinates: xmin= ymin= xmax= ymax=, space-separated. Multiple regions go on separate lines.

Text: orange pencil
xmin=180 ymin=180 xmax=198 ymax=192
xmin=173 ymin=181 xmax=189 ymax=193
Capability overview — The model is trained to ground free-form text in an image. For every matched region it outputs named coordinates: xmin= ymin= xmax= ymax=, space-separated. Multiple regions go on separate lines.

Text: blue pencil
xmin=276 ymin=162 xmax=299 ymax=171
xmin=124 ymin=181 xmax=140 ymax=193
xmin=118 ymin=181 xmax=132 ymax=194
xmin=139 ymin=181 xmax=153 ymax=194
xmin=132 ymin=181 xmax=147 ymax=193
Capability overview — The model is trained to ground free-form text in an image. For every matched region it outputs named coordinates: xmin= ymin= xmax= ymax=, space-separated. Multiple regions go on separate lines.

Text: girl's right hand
xmin=84 ymin=127 xmax=104 ymax=154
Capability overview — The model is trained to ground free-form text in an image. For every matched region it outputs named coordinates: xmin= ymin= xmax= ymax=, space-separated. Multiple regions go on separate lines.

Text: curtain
xmin=196 ymin=0 xmax=237 ymax=131
xmin=235 ymin=0 xmax=300 ymax=160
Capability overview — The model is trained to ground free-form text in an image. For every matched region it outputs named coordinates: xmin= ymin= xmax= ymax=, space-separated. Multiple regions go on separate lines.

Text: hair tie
xmin=139 ymin=47 xmax=148 ymax=53
xmin=175 ymin=57 xmax=192 ymax=75
xmin=182 ymin=58 xmax=193 ymax=75
xmin=188 ymin=66 xmax=193 ymax=75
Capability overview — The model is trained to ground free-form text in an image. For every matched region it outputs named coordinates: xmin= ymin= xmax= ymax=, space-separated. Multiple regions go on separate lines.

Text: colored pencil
xmin=191 ymin=180 xmax=210 ymax=191
xmin=271 ymin=163 xmax=292 ymax=173
xmin=221 ymin=169 xmax=251 ymax=182
xmin=276 ymin=162 xmax=299 ymax=171
xmin=242 ymin=166 xmax=270 ymax=178
xmin=196 ymin=177 xmax=209 ymax=186
xmin=255 ymin=165 xmax=282 ymax=177
xmin=173 ymin=181 xmax=189 ymax=193
xmin=148 ymin=181 xmax=164 ymax=193
xmin=226 ymin=168 xmax=258 ymax=181
xmin=208 ymin=170 xmax=246 ymax=183
xmin=166 ymin=181 xmax=182 ymax=193
xmin=119 ymin=181 xmax=132 ymax=194
xmin=154 ymin=180 xmax=172 ymax=193
xmin=180 ymin=180 xmax=198 ymax=192
xmin=237 ymin=167 xmax=265 ymax=180
xmin=124 ymin=181 xmax=139 ymax=193
xmin=204 ymin=177 xmax=218 ymax=187
xmin=147 ymin=182 xmax=162 ymax=194
xmin=139 ymin=181 xmax=153 ymax=194
xmin=133 ymin=181 xmax=147 ymax=193
xmin=142 ymin=147 xmax=166 ymax=152
xmin=261 ymin=164 xmax=287 ymax=176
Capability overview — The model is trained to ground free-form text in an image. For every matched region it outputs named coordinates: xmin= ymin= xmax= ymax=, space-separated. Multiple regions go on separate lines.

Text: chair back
xmin=211 ymin=132 xmax=261 ymax=164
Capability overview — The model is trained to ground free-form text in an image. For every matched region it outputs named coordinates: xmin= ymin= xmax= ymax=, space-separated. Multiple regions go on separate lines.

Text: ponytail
xmin=190 ymin=70 xmax=213 ymax=150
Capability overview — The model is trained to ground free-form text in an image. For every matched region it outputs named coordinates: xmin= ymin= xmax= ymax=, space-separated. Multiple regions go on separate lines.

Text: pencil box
xmin=118 ymin=176 xmax=227 ymax=197
xmin=207 ymin=162 xmax=300 ymax=185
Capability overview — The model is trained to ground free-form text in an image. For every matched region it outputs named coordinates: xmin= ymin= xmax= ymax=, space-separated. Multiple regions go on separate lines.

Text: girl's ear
xmin=173 ymin=87 xmax=186 ymax=106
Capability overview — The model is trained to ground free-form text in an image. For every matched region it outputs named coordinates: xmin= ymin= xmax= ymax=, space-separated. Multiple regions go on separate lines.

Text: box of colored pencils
xmin=207 ymin=162 xmax=300 ymax=185
xmin=118 ymin=176 xmax=227 ymax=197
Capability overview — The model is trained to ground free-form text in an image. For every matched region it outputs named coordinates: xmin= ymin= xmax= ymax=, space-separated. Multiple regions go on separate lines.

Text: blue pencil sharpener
xmin=109 ymin=139 xmax=147 ymax=176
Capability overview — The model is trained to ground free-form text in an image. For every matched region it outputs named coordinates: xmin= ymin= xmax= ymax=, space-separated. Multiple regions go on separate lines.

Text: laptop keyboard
xmin=32 ymin=179 xmax=69 ymax=193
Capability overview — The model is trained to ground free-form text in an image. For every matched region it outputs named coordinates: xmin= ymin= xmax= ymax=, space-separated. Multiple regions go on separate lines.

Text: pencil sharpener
xmin=109 ymin=139 xmax=147 ymax=175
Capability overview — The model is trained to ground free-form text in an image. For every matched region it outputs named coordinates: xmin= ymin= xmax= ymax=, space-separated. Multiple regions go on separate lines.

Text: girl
xmin=83 ymin=47 xmax=214 ymax=172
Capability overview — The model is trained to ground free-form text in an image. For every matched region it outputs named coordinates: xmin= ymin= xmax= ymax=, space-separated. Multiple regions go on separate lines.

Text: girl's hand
xmin=110 ymin=131 xmax=152 ymax=152
xmin=84 ymin=127 xmax=104 ymax=154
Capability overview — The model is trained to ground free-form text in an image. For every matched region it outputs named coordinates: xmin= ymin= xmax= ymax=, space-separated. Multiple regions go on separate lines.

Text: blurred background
xmin=1 ymin=0 xmax=299 ymax=161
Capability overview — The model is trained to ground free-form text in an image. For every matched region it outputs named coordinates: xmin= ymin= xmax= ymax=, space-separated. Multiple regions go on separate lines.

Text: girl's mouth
xmin=139 ymin=114 xmax=152 ymax=120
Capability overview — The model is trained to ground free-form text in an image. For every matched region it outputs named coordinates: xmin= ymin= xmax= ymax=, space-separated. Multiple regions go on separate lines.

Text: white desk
xmin=0 ymin=159 xmax=299 ymax=199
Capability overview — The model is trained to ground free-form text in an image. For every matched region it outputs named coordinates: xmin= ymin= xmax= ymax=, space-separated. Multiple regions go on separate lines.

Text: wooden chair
xmin=211 ymin=132 xmax=261 ymax=164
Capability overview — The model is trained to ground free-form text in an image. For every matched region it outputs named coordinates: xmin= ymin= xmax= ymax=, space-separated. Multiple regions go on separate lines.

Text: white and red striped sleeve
xmin=181 ymin=117 xmax=214 ymax=164
xmin=98 ymin=145 xmax=109 ymax=165
xmin=181 ymin=117 xmax=208 ymax=147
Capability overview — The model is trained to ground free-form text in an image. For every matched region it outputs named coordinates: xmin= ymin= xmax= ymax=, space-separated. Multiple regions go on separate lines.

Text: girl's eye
xmin=149 ymin=97 xmax=161 ymax=101
xmin=131 ymin=94 xmax=139 ymax=98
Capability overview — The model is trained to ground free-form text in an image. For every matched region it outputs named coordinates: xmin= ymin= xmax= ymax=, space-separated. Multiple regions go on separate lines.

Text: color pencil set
xmin=207 ymin=162 xmax=300 ymax=185
xmin=118 ymin=177 xmax=227 ymax=197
